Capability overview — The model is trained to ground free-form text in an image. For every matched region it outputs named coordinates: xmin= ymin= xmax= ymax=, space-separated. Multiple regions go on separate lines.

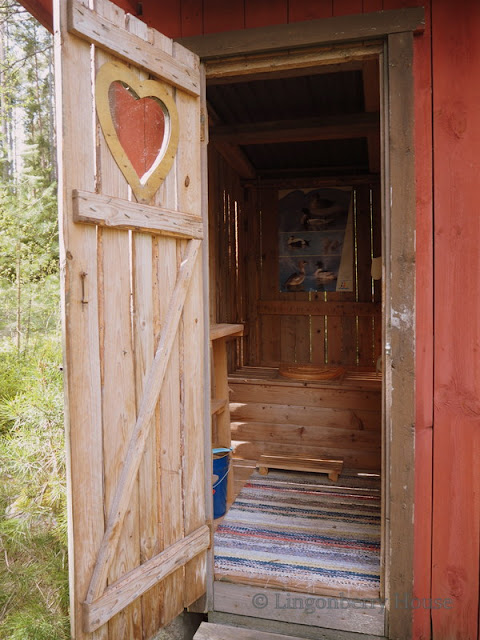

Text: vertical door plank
xmin=126 ymin=13 xmax=162 ymax=638
xmin=156 ymin=236 xmax=184 ymax=625
xmin=173 ymin=41 xmax=206 ymax=607
xmin=53 ymin=1 xmax=107 ymax=637
xmin=147 ymin=30 xmax=184 ymax=625
xmin=95 ymin=3 xmax=141 ymax=637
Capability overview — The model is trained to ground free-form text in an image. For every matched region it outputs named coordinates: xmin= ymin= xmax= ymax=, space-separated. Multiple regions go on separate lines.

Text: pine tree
xmin=0 ymin=0 xmax=58 ymax=352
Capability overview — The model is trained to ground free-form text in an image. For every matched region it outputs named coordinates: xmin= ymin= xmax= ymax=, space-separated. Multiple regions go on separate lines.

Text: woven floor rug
xmin=214 ymin=470 xmax=381 ymax=598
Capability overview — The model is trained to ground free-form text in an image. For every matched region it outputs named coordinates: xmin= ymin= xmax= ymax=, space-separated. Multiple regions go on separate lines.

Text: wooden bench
xmin=256 ymin=454 xmax=343 ymax=482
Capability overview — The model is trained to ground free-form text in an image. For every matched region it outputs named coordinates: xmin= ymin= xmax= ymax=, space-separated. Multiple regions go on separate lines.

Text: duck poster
xmin=278 ymin=187 xmax=354 ymax=293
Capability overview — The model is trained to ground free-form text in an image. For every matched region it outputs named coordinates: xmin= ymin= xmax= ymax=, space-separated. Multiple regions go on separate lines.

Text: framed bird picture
xmin=278 ymin=187 xmax=354 ymax=293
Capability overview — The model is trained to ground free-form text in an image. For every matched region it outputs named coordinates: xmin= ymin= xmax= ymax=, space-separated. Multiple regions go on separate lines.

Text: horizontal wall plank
xmin=231 ymin=421 xmax=381 ymax=450
xmin=232 ymin=440 xmax=381 ymax=471
xmin=177 ymin=8 xmax=425 ymax=59
xmin=83 ymin=525 xmax=210 ymax=632
xmin=72 ymin=190 xmax=204 ymax=239
xmin=68 ymin=0 xmax=200 ymax=96
xmin=230 ymin=383 xmax=380 ymax=411
xmin=258 ymin=300 xmax=380 ymax=317
xmin=213 ymin=582 xmax=385 ymax=636
xmin=230 ymin=402 xmax=380 ymax=430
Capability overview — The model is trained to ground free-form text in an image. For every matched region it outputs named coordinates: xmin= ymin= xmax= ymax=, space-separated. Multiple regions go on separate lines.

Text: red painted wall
xmin=431 ymin=1 xmax=480 ymax=638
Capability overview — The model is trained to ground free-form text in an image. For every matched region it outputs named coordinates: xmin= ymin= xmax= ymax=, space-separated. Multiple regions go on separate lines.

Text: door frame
xmin=180 ymin=8 xmax=420 ymax=639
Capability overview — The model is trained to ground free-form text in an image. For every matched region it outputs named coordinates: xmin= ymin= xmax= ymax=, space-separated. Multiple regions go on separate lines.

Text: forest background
xmin=0 ymin=1 xmax=69 ymax=638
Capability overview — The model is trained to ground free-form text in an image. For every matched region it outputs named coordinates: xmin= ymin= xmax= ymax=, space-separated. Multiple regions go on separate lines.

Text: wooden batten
xmin=72 ymin=189 xmax=204 ymax=239
xmin=83 ymin=526 xmax=210 ymax=632
xmin=68 ymin=0 xmax=200 ymax=95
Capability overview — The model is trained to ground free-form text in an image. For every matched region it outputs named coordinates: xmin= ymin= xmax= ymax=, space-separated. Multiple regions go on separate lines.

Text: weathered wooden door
xmin=53 ymin=1 xmax=210 ymax=638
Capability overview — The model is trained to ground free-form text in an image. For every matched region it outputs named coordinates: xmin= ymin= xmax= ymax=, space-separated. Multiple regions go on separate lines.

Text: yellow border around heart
xmin=95 ymin=61 xmax=179 ymax=204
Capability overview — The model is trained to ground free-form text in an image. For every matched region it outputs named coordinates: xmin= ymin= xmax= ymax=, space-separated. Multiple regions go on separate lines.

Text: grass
xmin=0 ymin=336 xmax=70 ymax=640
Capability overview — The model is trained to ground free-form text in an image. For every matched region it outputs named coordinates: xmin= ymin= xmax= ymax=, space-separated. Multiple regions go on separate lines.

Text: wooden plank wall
xmin=138 ymin=0 xmax=424 ymax=39
xmin=207 ymin=162 xmax=380 ymax=370
xmin=431 ymin=1 xmax=480 ymax=638
xmin=254 ymin=184 xmax=381 ymax=368
xmin=208 ymin=145 xmax=247 ymax=371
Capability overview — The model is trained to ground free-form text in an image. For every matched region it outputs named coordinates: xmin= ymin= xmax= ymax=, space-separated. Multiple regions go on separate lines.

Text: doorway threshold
xmin=212 ymin=582 xmax=385 ymax=637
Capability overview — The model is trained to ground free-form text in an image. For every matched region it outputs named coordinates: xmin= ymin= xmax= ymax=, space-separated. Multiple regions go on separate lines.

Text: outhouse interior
xmin=207 ymin=51 xmax=384 ymax=599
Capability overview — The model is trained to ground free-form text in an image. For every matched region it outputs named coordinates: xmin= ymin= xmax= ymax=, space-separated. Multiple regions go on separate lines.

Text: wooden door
xmin=53 ymin=1 xmax=209 ymax=638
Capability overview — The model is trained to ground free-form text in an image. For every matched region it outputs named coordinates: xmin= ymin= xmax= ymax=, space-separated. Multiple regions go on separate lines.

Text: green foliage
xmin=0 ymin=3 xmax=68 ymax=638
xmin=0 ymin=337 xmax=69 ymax=640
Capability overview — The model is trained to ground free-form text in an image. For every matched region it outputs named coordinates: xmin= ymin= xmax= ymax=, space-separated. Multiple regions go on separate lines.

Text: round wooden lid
xmin=278 ymin=363 xmax=346 ymax=381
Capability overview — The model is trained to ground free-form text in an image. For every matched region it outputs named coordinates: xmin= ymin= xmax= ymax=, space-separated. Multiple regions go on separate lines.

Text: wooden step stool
xmin=256 ymin=454 xmax=343 ymax=482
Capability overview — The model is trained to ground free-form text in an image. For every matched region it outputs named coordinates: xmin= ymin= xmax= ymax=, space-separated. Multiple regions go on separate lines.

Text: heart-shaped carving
xmin=95 ymin=61 xmax=179 ymax=204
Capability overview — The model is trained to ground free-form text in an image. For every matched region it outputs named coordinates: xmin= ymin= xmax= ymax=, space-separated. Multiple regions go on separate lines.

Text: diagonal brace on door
xmin=85 ymin=238 xmax=201 ymax=605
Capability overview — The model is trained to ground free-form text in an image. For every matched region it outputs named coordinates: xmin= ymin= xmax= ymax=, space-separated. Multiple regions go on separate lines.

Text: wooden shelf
xmin=210 ymin=323 xmax=244 ymax=341
xmin=211 ymin=398 xmax=227 ymax=416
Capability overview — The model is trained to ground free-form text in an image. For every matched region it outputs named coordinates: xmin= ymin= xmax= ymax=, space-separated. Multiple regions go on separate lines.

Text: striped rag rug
xmin=214 ymin=470 xmax=381 ymax=598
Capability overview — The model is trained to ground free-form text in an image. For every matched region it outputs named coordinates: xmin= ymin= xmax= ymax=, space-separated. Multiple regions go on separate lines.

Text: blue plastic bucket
xmin=212 ymin=447 xmax=231 ymax=519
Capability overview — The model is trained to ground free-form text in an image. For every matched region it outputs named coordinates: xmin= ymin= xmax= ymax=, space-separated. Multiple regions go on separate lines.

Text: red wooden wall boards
xmin=431 ymin=1 xmax=480 ymax=638
xmin=412 ymin=3 xmax=434 ymax=640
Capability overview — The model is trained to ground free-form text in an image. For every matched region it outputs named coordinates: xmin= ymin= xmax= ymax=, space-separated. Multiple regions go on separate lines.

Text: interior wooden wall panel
xmin=259 ymin=189 xmax=282 ymax=364
xmin=244 ymin=188 xmax=260 ymax=364
xmin=356 ymin=185 xmax=374 ymax=366
xmin=371 ymin=183 xmax=382 ymax=364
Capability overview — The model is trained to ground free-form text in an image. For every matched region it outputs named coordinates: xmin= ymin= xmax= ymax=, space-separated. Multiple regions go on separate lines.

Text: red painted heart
xmin=95 ymin=61 xmax=179 ymax=204
xmin=109 ymin=81 xmax=166 ymax=180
